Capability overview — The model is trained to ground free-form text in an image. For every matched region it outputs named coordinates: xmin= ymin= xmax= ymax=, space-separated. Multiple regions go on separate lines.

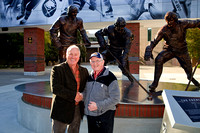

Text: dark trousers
xmin=52 ymin=105 xmax=81 ymax=133
xmin=87 ymin=110 xmax=115 ymax=133
xmin=151 ymin=50 xmax=200 ymax=88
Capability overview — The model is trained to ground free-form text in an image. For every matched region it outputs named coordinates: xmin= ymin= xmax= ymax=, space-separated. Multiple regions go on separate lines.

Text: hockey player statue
xmin=95 ymin=17 xmax=134 ymax=83
xmin=50 ymin=5 xmax=91 ymax=63
xmin=144 ymin=11 xmax=200 ymax=92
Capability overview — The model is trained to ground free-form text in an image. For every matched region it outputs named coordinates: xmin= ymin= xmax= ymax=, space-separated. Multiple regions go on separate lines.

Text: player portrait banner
xmin=0 ymin=0 xmax=199 ymax=27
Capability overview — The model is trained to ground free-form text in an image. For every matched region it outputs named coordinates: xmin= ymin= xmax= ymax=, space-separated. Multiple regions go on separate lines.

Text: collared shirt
xmin=71 ymin=65 xmax=80 ymax=105
xmin=93 ymin=67 xmax=104 ymax=80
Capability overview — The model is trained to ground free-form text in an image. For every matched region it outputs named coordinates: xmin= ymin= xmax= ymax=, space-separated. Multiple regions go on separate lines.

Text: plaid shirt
xmin=72 ymin=65 xmax=80 ymax=105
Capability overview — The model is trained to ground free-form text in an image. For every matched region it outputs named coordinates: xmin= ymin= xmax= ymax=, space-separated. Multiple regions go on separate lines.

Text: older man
xmin=50 ymin=45 xmax=89 ymax=133
xmin=83 ymin=52 xmax=120 ymax=133
xmin=50 ymin=5 xmax=91 ymax=63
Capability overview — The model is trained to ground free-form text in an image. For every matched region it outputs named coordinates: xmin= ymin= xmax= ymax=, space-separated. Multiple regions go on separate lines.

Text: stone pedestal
xmin=24 ymin=28 xmax=45 ymax=76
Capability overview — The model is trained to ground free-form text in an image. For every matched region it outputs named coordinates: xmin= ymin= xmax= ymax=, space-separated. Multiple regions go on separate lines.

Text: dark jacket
xmin=50 ymin=62 xmax=89 ymax=124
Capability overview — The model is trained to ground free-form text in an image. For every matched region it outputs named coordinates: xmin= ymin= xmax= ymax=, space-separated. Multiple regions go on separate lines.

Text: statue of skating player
xmin=95 ymin=17 xmax=134 ymax=83
xmin=50 ymin=5 xmax=91 ymax=63
xmin=144 ymin=11 xmax=200 ymax=92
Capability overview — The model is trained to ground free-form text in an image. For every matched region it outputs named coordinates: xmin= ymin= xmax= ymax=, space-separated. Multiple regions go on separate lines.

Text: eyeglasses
xmin=90 ymin=60 xmax=103 ymax=64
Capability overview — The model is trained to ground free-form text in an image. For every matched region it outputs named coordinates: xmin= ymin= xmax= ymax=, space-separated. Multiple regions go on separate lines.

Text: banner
xmin=0 ymin=0 xmax=199 ymax=27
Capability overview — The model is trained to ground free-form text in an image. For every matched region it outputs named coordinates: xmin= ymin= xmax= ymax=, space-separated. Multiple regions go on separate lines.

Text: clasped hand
xmin=88 ymin=101 xmax=97 ymax=111
xmin=75 ymin=92 xmax=83 ymax=102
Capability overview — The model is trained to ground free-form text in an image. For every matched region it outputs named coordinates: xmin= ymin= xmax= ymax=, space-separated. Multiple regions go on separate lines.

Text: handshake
xmin=75 ymin=92 xmax=83 ymax=103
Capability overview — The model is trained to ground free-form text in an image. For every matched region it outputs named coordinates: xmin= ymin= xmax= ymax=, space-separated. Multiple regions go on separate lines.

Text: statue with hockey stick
xmin=144 ymin=11 xmax=200 ymax=92
xmin=95 ymin=17 xmax=134 ymax=83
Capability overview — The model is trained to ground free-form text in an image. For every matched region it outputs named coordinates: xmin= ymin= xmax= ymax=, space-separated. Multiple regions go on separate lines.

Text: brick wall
xmin=126 ymin=23 xmax=140 ymax=74
xmin=24 ymin=28 xmax=45 ymax=73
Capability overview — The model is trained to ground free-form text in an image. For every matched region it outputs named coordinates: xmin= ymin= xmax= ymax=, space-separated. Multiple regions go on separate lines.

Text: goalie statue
xmin=144 ymin=11 xmax=200 ymax=92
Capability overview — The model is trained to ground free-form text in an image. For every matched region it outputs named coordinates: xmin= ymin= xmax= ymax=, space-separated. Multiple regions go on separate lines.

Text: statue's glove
xmin=53 ymin=40 xmax=62 ymax=50
xmin=144 ymin=45 xmax=153 ymax=61
xmin=99 ymin=42 xmax=108 ymax=49
xmin=85 ymin=41 xmax=91 ymax=48
xmin=56 ymin=42 xmax=63 ymax=50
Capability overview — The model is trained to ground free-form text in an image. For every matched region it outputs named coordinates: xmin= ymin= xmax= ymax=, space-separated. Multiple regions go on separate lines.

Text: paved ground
xmin=0 ymin=64 xmax=200 ymax=133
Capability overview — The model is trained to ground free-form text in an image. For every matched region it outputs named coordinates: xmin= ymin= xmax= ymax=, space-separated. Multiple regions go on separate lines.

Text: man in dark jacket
xmin=50 ymin=5 xmax=91 ymax=63
xmin=144 ymin=11 xmax=200 ymax=92
xmin=50 ymin=45 xmax=89 ymax=133
xmin=95 ymin=17 xmax=134 ymax=83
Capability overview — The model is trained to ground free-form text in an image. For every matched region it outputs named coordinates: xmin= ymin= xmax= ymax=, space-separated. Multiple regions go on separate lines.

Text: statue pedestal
xmin=16 ymin=80 xmax=200 ymax=133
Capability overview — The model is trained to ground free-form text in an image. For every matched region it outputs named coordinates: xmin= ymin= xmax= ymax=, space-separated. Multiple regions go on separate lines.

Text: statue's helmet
xmin=164 ymin=12 xmax=178 ymax=22
xmin=67 ymin=5 xmax=78 ymax=15
xmin=114 ymin=17 xmax=126 ymax=27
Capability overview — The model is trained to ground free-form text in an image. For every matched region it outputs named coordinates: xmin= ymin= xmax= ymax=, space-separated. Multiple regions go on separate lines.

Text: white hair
xmin=66 ymin=45 xmax=80 ymax=57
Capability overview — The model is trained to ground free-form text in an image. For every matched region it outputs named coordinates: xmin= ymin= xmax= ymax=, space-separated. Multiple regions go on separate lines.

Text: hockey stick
xmin=105 ymin=48 xmax=150 ymax=95
xmin=100 ymin=0 xmax=103 ymax=16
xmin=185 ymin=58 xmax=200 ymax=91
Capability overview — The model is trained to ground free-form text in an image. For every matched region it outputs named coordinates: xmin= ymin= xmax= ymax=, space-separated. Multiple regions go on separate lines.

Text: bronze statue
xmin=95 ymin=17 xmax=134 ymax=83
xmin=144 ymin=11 xmax=200 ymax=92
xmin=50 ymin=5 xmax=91 ymax=63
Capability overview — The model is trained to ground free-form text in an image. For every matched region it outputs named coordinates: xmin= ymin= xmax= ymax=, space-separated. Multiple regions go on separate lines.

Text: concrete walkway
xmin=0 ymin=64 xmax=199 ymax=133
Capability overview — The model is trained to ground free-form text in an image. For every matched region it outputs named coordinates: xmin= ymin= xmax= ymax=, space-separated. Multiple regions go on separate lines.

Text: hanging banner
xmin=0 ymin=0 xmax=199 ymax=27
